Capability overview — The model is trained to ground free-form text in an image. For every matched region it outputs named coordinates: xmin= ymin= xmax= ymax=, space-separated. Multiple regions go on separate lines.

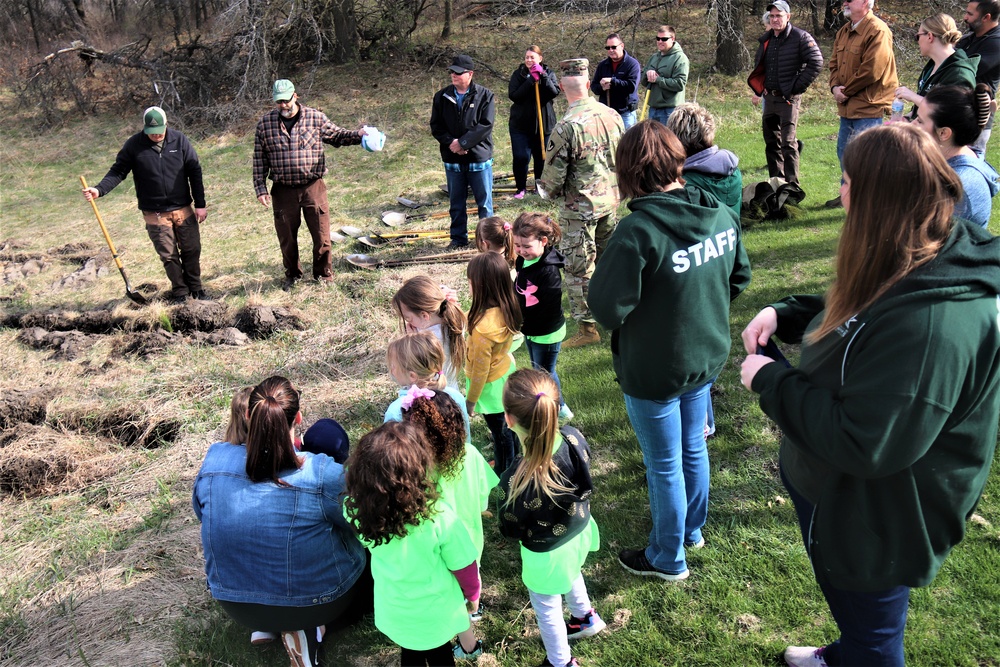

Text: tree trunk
xmin=714 ymin=0 xmax=749 ymax=75
xmin=328 ymin=0 xmax=357 ymax=63
xmin=441 ymin=0 xmax=452 ymax=40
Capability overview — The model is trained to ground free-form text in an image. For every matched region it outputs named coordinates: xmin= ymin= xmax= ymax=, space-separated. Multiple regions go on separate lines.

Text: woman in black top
xmin=508 ymin=46 xmax=560 ymax=199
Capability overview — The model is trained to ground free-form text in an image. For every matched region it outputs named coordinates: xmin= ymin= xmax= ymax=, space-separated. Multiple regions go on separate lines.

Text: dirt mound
xmin=47 ymin=241 xmax=97 ymax=256
xmin=17 ymin=327 xmax=97 ymax=360
xmin=114 ymin=330 xmax=181 ymax=358
xmin=0 ymin=424 xmax=139 ymax=497
xmin=234 ymin=304 xmax=308 ymax=339
xmin=9 ymin=308 xmax=128 ymax=334
xmin=190 ymin=327 xmax=250 ymax=347
xmin=170 ymin=299 xmax=231 ymax=332
xmin=51 ymin=258 xmax=109 ymax=291
xmin=0 ymin=388 xmax=54 ymax=429
xmin=55 ymin=406 xmax=183 ymax=449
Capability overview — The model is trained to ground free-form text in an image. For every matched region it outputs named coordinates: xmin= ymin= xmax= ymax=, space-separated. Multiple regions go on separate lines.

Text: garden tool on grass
xmin=80 ymin=175 xmax=149 ymax=306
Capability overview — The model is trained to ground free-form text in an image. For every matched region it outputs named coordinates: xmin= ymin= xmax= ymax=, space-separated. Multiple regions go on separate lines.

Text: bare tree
xmin=714 ymin=0 xmax=749 ymax=74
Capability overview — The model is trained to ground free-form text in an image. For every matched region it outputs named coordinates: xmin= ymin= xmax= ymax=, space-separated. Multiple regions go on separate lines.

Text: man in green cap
xmin=82 ymin=106 xmax=208 ymax=302
xmin=538 ymin=58 xmax=625 ymax=348
xmin=253 ymin=79 xmax=370 ymax=290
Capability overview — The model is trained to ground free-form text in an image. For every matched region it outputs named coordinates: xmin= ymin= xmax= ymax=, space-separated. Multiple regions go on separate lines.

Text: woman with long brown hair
xmin=508 ymin=45 xmax=560 ymax=199
xmin=193 ymin=376 xmax=369 ymax=667
xmin=740 ymin=123 xmax=1000 ymax=667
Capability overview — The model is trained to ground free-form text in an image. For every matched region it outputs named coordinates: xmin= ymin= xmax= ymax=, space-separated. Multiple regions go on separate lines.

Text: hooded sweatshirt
xmin=752 ymin=219 xmax=1000 ymax=591
xmin=464 ymin=307 xmax=514 ymax=406
xmin=906 ymin=49 xmax=979 ymax=119
xmin=682 ymin=146 xmax=743 ymax=217
xmin=588 ymin=186 xmax=751 ymax=400
xmin=948 ymin=154 xmax=1000 ymax=228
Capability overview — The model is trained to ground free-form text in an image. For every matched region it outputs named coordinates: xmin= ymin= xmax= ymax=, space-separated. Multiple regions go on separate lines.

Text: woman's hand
xmin=466 ymin=400 xmax=476 ymax=417
xmin=741 ymin=307 xmax=778 ymax=354
xmin=894 ymin=87 xmax=918 ymax=104
xmin=741 ymin=354 xmax=774 ymax=390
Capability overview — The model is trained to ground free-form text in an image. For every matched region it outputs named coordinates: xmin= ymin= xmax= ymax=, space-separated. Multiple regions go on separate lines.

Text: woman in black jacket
xmin=508 ymin=46 xmax=560 ymax=199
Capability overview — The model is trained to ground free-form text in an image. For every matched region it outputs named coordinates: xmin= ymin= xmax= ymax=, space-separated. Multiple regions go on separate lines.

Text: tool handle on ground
xmin=640 ymin=89 xmax=651 ymax=121
xmin=534 ymin=81 xmax=547 ymax=161
xmin=81 ymin=176 xmax=126 ymax=273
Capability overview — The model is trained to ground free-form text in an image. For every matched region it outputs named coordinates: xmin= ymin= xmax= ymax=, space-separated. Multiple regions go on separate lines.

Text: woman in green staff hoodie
xmin=741 ymin=124 xmax=1000 ymax=667
xmin=589 ymin=120 xmax=751 ymax=582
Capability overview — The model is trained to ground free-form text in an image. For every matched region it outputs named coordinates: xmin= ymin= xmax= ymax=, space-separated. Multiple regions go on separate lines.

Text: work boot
xmin=563 ymin=322 xmax=600 ymax=348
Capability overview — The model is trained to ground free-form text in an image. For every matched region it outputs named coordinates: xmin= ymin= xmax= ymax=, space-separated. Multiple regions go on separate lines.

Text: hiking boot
xmin=784 ymin=645 xmax=829 ymax=667
xmin=563 ymin=322 xmax=600 ymax=348
xmin=565 ymin=609 xmax=606 ymax=640
xmin=281 ymin=277 xmax=299 ymax=292
xmin=447 ymin=239 xmax=470 ymax=250
xmin=452 ymin=638 xmax=483 ymax=660
xmin=618 ymin=548 xmax=689 ymax=581
xmin=191 ymin=290 xmax=209 ymax=301
xmin=824 ymin=195 xmax=842 ymax=209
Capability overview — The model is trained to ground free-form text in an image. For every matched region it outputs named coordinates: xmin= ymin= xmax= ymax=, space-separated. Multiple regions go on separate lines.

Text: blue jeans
xmin=648 ymin=107 xmax=674 ymax=125
xmin=445 ymin=163 xmax=493 ymax=244
xmin=510 ymin=130 xmax=547 ymax=192
xmin=619 ymin=109 xmax=637 ymax=130
xmin=623 ymin=382 xmax=711 ymax=574
xmin=483 ymin=411 xmax=517 ymax=476
xmin=525 ymin=339 xmax=564 ymax=407
xmin=836 ymin=117 xmax=883 ymax=171
xmin=781 ymin=466 xmax=910 ymax=666
xmin=971 ymin=127 xmax=992 ymax=159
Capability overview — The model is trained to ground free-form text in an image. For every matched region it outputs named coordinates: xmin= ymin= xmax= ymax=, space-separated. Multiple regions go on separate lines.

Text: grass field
xmin=2 ymin=4 xmax=999 ymax=666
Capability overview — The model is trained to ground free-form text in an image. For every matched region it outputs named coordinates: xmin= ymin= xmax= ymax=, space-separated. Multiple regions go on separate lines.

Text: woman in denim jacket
xmin=193 ymin=376 xmax=368 ymax=666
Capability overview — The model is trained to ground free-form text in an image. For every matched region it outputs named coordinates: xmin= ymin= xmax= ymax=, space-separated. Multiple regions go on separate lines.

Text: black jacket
xmin=748 ymin=24 xmax=823 ymax=98
xmin=590 ymin=52 xmax=641 ymax=112
xmin=96 ymin=129 xmax=206 ymax=212
xmin=957 ymin=26 xmax=1000 ymax=129
xmin=429 ymin=81 xmax=496 ymax=165
xmin=514 ymin=246 xmax=566 ymax=337
xmin=508 ymin=64 xmax=559 ymax=137
xmin=497 ymin=425 xmax=593 ymax=553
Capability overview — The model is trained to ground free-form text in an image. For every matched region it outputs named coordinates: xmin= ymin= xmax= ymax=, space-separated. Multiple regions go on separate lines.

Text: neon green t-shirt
xmin=348 ymin=500 xmax=477 ymax=650
xmin=521 ymin=517 xmax=600 ymax=595
xmin=438 ymin=442 xmax=500 ymax=561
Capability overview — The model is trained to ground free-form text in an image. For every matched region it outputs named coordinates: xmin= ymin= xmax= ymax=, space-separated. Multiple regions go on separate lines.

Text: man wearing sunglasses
xmin=826 ymin=0 xmax=897 ymax=208
xmin=590 ymin=33 xmax=641 ymax=129
xmin=747 ymin=2 xmax=823 ymax=186
xmin=641 ymin=25 xmax=689 ymax=125
xmin=957 ymin=1 xmax=1000 ymax=157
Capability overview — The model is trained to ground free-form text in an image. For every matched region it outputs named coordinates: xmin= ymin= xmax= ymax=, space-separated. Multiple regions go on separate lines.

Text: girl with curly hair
xmin=401 ymin=388 xmax=498 ymax=570
xmin=344 ymin=421 xmax=484 ymax=665
xmin=498 ymin=369 xmax=605 ymax=667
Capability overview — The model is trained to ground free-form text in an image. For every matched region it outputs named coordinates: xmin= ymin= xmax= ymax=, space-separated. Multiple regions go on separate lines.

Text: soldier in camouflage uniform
xmin=538 ymin=58 xmax=625 ymax=348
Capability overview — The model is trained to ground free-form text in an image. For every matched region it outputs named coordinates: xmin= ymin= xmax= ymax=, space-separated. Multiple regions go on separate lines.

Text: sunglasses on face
xmin=656 ymin=37 xmax=672 ymax=42
xmin=605 ymin=44 xmax=621 ymax=50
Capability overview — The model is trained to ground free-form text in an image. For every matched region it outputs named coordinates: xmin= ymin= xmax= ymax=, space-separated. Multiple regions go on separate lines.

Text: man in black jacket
xmin=430 ymin=55 xmax=496 ymax=248
xmin=958 ymin=0 xmax=1000 ymax=157
xmin=82 ymin=106 xmax=208 ymax=301
xmin=747 ymin=1 xmax=823 ymax=184
xmin=590 ymin=33 xmax=641 ymax=129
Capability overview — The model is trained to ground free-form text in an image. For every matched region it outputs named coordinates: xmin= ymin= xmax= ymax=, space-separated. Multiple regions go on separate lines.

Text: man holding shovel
xmin=82 ymin=106 xmax=207 ymax=303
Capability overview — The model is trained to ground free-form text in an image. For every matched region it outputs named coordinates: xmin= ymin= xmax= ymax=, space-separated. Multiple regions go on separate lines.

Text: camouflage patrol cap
xmin=560 ymin=58 xmax=589 ymax=78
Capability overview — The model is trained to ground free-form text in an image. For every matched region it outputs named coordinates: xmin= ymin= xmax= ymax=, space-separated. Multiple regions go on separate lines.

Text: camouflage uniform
xmin=538 ymin=85 xmax=624 ymax=323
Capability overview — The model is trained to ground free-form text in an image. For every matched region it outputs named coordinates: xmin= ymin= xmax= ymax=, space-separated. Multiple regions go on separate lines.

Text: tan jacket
xmin=464 ymin=307 xmax=514 ymax=406
xmin=829 ymin=11 xmax=898 ymax=119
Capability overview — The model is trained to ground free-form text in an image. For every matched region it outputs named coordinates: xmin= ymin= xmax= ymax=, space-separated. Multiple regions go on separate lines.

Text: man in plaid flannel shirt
xmin=253 ymin=79 xmax=369 ymax=290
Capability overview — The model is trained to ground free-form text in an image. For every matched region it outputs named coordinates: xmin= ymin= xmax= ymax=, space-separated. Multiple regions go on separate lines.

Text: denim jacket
xmin=192 ymin=442 xmax=365 ymax=606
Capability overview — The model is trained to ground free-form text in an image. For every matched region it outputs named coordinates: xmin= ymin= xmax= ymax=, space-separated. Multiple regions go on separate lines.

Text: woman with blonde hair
xmin=895 ymin=13 xmax=978 ymax=117
xmin=741 ymin=123 xmax=1000 ymax=666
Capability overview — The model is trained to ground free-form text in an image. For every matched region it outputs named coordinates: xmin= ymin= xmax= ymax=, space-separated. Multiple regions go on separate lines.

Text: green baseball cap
xmin=273 ymin=79 xmax=296 ymax=102
xmin=143 ymin=106 xmax=167 ymax=134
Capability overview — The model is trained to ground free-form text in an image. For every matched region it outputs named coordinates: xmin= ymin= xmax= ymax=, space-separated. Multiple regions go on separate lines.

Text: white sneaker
xmin=558 ymin=404 xmax=574 ymax=421
xmin=784 ymin=645 xmax=829 ymax=667
xmin=250 ymin=630 xmax=276 ymax=645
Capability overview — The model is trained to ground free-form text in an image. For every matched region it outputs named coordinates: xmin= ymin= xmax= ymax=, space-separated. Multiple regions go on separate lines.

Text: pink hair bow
xmin=502 ymin=222 xmax=512 ymax=231
xmin=401 ymin=384 xmax=436 ymax=410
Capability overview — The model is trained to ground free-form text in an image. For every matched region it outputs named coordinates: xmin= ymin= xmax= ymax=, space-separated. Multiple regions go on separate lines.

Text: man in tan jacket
xmin=826 ymin=0 xmax=898 ymax=207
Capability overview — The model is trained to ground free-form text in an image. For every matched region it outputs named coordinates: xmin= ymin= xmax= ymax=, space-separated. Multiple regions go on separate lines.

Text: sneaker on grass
xmin=565 ymin=608 xmax=606 ymax=640
xmin=618 ymin=548 xmax=690 ymax=581
xmin=784 ymin=645 xmax=829 ymax=667
xmin=452 ymin=638 xmax=483 ymax=660
xmin=250 ymin=630 xmax=276 ymax=645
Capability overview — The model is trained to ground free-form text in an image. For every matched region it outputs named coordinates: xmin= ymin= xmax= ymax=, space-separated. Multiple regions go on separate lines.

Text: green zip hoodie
xmin=751 ymin=219 xmax=1000 ymax=591
xmin=588 ymin=186 xmax=751 ymax=400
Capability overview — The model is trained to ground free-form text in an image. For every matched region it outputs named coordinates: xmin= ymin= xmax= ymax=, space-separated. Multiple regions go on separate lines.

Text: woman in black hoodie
xmin=508 ymin=46 xmax=560 ymax=199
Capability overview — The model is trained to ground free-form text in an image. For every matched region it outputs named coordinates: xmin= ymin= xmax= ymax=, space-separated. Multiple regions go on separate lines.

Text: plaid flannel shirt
xmin=252 ymin=105 xmax=362 ymax=197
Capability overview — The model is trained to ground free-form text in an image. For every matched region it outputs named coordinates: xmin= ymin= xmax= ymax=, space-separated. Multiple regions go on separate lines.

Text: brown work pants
xmin=762 ymin=93 xmax=801 ymax=184
xmin=270 ymin=179 xmax=332 ymax=281
xmin=143 ymin=205 xmax=202 ymax=297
